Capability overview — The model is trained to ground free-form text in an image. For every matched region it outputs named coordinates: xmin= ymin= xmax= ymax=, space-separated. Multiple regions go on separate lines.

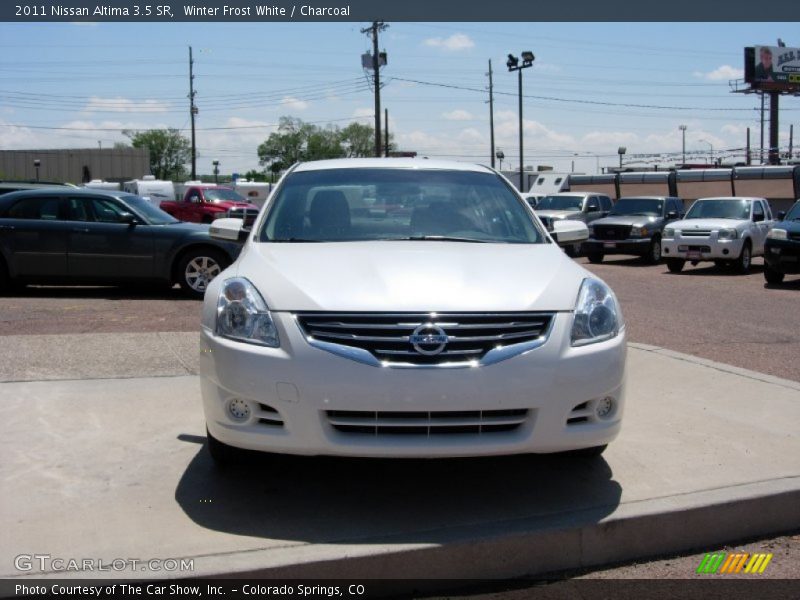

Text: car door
xmin=183 ymin=188 xmax=205 ymax=222
xmin=599 ymin=195 xmax=613 ymax=217
xmin=0 ymin=195 xmax=69 ymax=278
xmin=66 ymin=195 xmax=155 ymax=280
xmin=750 ymin=200 xmax=769 ymax=254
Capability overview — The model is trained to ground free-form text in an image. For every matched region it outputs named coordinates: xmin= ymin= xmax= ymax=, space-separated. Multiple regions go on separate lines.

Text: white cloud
xmin=280 ymin=96 xmax=309 ymax=111
xmin=84 ymin=97 xmax=170 ymax=114
xmin=442 ymin=109 xmax=474 ymax=121
xmin=693 ymin=65 xmax=743 ymax=81
xmin=423 ymin=33 xmax=475 ymax=52
xmin=353 ymin=107 xmax=374 ymax=119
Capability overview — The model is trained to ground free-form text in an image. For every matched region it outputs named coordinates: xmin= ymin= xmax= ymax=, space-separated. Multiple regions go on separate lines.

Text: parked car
xmin=661 ymin=197 xmax=774 ymax=274
xmin=534 ymin=192 xmax=613 ymax=256
xmin=583 ymin=196 xmax=684 ymax=264
xmin=0 ymin=181 xmax=77 ymax=196
xmin=764 ymin=199 xmax=800 ymax=284
xmin=160 ymin=184 xmax=260 ymax=226
xmin=522 ymin=192 xmax=545 ymax=209
xmin=0 ymin=188 xmax=242 ymax=298
xmin=199 ymin=158 xmax=627 ymax=464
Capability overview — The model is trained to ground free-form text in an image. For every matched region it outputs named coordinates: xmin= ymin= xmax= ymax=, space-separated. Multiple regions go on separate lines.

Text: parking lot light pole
xmin=495 ymin=148 xmax=504 ymax=171
xmin=33 ymin=159 xmax=40 ymax=182
xmin=212 ymin=160 xmax=220 ymax=184
xmin=699 ymin=139 xmax=713 ymax=165
xmin=507 ymin=51 xmax=534 ymax=192
xmin=617 ymin=147 xmax=626 ymax=170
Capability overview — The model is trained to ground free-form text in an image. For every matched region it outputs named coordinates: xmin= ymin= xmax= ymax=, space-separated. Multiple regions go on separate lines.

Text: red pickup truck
xmin=160 ymin=184 xmax=260 ymax=225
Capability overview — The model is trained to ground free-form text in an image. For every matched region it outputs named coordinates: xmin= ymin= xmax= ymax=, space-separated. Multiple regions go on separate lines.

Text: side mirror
xmin=552 ymin=219 xmax=589 ymax=246
xmin=586 ymin=203 xmax=599 ymax=212
xmin=209 ymin=217 xmax=248 ymax=243
xmin=119 ymin=212 xmax=137 ymax=225
xmin=667 ymin=211 xmax=678 ymax=220
xmin=777 ymin=211 xmax=786 ymax=221
xmin=753 ymin=213 xmax=764 ymax=223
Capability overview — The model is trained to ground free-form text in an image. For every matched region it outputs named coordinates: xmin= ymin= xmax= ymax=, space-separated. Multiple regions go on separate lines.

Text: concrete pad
xmin=1 ymin=346 xmax=799 ymax=585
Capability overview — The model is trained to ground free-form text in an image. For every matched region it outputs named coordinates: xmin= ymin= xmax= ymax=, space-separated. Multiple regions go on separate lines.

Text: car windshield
xmin=259 ymin=168 xmax=543 ymax=243
xmin=785 ymin=201 xmax=800 ymax=221
xmin=205 ymin=188 xmax=246 ymax=202
xmin=609 ymin=198 xmax=663 ymax=216
xmin=121 ymin=195 xmax=179 ymax=225
xmin=536 ymin=195 xmax=583 ymax=211
xmin=685 ymin=199 xmax=751 ymax=220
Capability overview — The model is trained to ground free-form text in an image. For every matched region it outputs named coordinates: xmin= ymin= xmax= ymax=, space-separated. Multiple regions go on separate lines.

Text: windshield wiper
xmin=400 ymin=235 xmax=489 ymax=243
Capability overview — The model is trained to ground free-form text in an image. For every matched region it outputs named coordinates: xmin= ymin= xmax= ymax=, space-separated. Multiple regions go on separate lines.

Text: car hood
xmin=773 ymin=220 xmax=800 ymax=233
xmin=671 ymin=218 xmax=746 ymax=231
xmin=592 ymin=215 xmax=661 ymax=227
xmin=234 ymin=242 xmax=588 ymax=312
xmin=211 ymin=201 xmax=259 ymax=210
xmin=536 ymin=210 xmax=582 ymax=219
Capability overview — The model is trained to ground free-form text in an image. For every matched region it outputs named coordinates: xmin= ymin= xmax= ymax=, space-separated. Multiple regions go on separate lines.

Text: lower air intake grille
xmin=326 ymin=409 xmax=529 ymax=436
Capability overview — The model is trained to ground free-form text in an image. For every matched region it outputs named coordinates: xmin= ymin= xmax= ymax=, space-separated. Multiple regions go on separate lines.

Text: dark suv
xmin=764 ymin=199 xmax=800 ymax=284
xmin=583 ymin=196 xmax=684 ymax=264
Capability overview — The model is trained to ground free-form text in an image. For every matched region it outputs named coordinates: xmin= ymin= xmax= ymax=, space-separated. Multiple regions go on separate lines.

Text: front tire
xmin=176 ymin=248 xmax=230 ymax=299
xmin=644 ymin=236 xmax=662 ymax=264
xmin=587 ymin=251 xmax=604 ymax=264
xmin=764 ymin=265 xmax=785 ymax=284
xmin=666 ymin=258 xmax=685 ymax=273
xmin=734 ymin=241 xmax=752 ymax=274
xmin=206 ymin=428 xmax=244 ymax=465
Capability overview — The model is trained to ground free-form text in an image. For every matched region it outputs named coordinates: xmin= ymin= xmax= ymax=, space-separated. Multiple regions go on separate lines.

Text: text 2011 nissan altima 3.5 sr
xmin=199 ymin=159 xmax=627 ymax=463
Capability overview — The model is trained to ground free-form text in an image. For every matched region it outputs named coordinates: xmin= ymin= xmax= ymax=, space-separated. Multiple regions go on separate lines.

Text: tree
xmin=123 ymin=128 xmax=191 ymax=181
xmin=257 ymin=117 xmax=394 ymax=175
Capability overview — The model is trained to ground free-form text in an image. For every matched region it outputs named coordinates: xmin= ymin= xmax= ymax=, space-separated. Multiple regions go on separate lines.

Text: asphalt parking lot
xmin=0 ymin=255 xmax=797 ymax=381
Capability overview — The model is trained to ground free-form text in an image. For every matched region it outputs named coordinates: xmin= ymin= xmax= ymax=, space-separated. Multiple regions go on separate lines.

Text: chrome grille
xmin=226 ymin=207 xmax=259 ymax=228
xmin=326 ymin=409 xmax=529 ymax=436
xmin=296 ymin=312 xmax=554 ymax=366
xmin=680 ymin=229 xmax=712 ymax=237
xmin=593 ymin=225 xmax=632 ymax=240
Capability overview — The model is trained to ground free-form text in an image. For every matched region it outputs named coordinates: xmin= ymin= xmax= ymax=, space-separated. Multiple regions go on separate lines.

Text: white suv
xmin=661 ymin=197 xmax=774 ymax=273
xmin=201 ymin=159 xmax=626 ymax=463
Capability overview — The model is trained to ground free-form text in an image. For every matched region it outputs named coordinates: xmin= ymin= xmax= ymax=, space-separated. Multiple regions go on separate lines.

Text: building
xmin=0 ymin=148 xmax=150 ymax=184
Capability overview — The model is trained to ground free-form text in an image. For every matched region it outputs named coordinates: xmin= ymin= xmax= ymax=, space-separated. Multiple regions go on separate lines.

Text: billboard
xmin=744 ymin=45 xmax=800 ymax=90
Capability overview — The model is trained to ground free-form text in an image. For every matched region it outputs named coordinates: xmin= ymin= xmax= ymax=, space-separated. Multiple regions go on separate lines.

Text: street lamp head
xmin=521 ymin=51 xmax=535 ymax=66
xmin=33 ymin=159 xmax=41 ymax=167
xmin=506 ymin=54 xmax=519 ymax=70
xmin=496 ymin=149 xmax=505 ymax=160
xmin=679 ymin=125 xmax=687 ymax=131
xmin=617 ymin=147 xmax=627 ymax=155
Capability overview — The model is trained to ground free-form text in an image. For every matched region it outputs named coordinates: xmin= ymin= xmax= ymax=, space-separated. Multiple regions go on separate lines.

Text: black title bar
xmin=2 ymin=0 xmax=800 ymax=22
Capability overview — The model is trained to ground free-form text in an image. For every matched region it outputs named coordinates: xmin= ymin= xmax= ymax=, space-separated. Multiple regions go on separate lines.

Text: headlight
xmin=717 ymin=228 xmax=739 ymax=240
xmin=587 ymin=225 xmax=595 ymax=236
xmin=767 ymin=228 xmax=787 ymax=240
xmin=630 ymin=226 xmax=648 ymax=237
xmin=571 ymin=278 xmax=623 ymax=347
xmin=216 ymin=277 xmax=280 ymax=347
xmin=663 ymin=228 xmax=675 ymax=239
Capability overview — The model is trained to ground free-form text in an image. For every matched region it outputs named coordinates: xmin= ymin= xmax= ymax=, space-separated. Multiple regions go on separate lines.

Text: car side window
xmin=601 ymin=196 xmax=612 ymax=211
xmin=67 ymin=198 xmax=91 ymax=221
xmin=762 ymin=201 xmax=772 ymax=220
xmin=7 ymin=196 xmax=62 ymax=220
xmin=88 ymin=198 xmax=127 ymax=223
xmin=752 ymin=201 xmax=764 ymax=222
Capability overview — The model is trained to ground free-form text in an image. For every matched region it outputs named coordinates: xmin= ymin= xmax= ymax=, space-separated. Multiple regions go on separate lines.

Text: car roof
xmin=291 ymin=157 xmax=495 ymax=174
xmin=617 ymin=196 xmax=677 ymax=200
xmin=696 ymin=196 xmax=766 ymax=202
xmin=0 ymin=187 xmax=134 ymax=202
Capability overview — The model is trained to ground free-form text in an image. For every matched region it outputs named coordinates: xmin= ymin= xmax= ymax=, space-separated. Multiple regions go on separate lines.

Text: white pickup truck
xmin=661 ymin=197 xmax=774 ymax=274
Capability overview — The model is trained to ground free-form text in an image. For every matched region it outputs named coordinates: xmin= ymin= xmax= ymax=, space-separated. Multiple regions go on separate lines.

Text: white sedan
xmin=200 ymin=158 xmax=626 ymax=463
xmin=661 ymin=196 xmax=774 ymax=273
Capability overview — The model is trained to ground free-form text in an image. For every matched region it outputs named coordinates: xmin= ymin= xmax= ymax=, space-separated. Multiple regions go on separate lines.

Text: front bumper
xmin=584 ymin=238 xmax=651 ymax=256
xmin=661 ymin=235 xmax=744 ymax=261
xmin=765 ymin=239 xmax=800 ymax=274
xmin=199 ymin=312 xmax=627 ymax=458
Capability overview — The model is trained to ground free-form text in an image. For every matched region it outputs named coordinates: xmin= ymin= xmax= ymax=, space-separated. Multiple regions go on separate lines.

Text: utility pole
xmin=760 ymin=92 xmax=765 ymax=164
xmin=769 ymin=92 xmax=780 ymax=165
xmin=679 ymin=125 xmax=687 ymax=166
xmin=746 ymin=127 xmax=751 ymax=165
xmin=384 ymin=108 xmax=389 ymax=157
xmin=506 ymin=52 xmax=534 ymax=191
xmin=189 ymin=46 xmax=197 ymax=180
xmin=789 ymin=124 xmax=794 ymax=161
xmin=362 ymin=21 xmax=388 ymax=158
xmin=488 ymin=60 xmax=495 ymax=168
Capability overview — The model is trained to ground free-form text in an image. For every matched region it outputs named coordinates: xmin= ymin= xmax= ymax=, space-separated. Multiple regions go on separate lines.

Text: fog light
xmin=227 ymin=398 xmax=251 ymax=422
xmin=663 ymin=247 xmax=670 ymax=254
xmin=722 ymin=249 xmax=729 ymax=255
xmin=596 ymin=397 xmax=614 ymax=419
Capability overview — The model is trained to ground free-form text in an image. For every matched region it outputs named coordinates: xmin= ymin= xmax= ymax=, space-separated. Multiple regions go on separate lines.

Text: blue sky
xmin=0 ymin=21 xmax=797 ymax=176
